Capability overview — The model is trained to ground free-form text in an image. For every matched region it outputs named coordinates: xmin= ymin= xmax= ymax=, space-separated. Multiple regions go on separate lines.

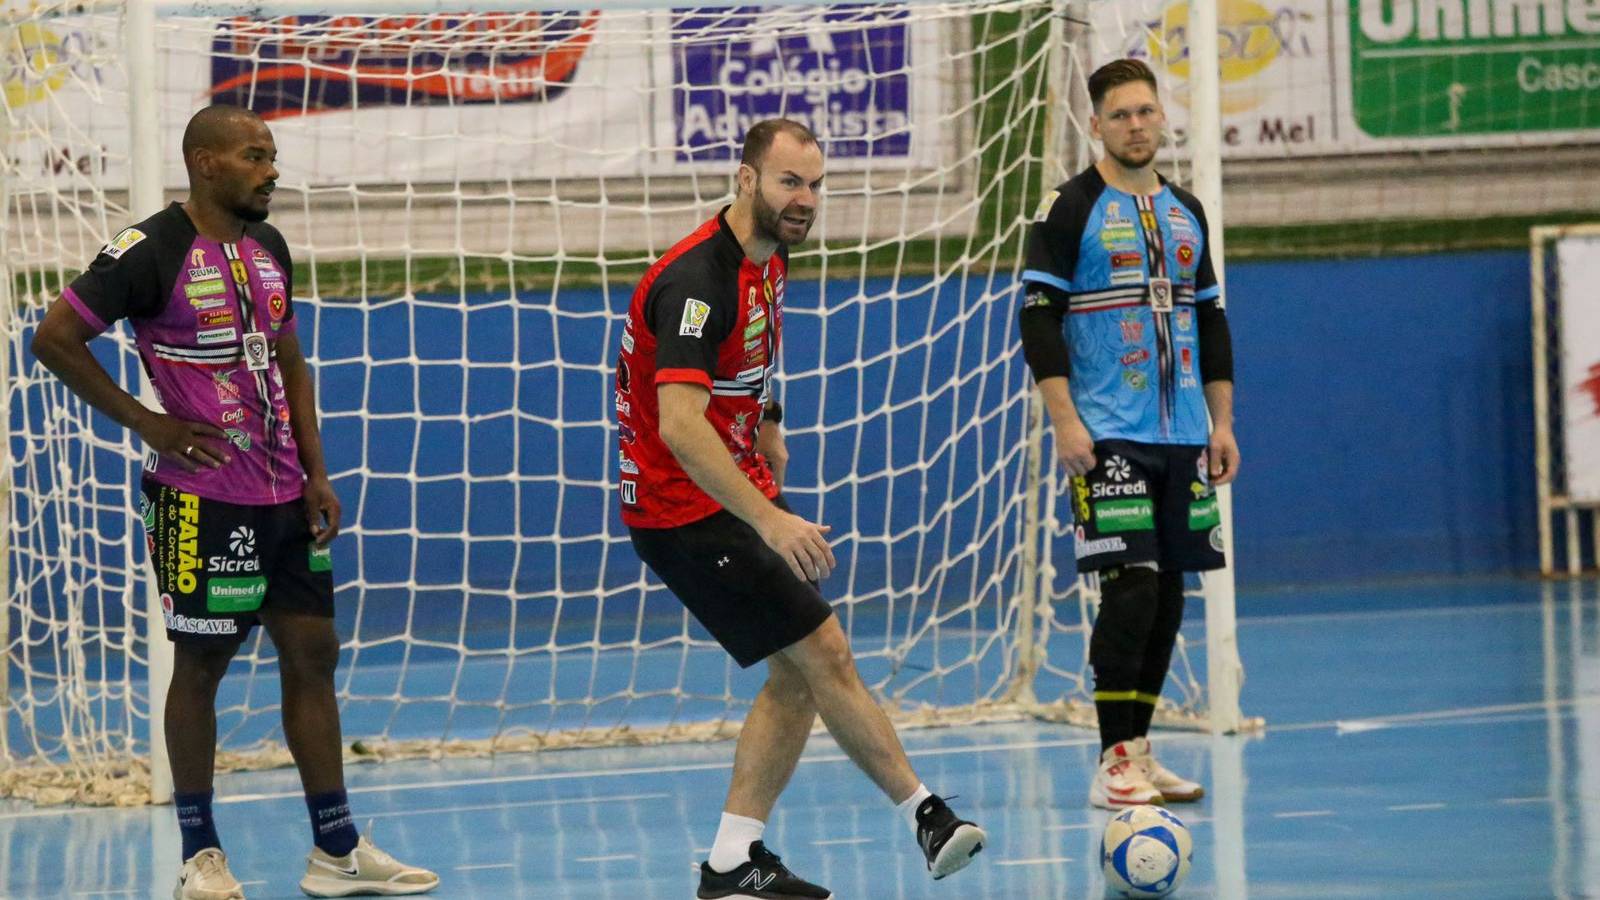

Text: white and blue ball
xmin=1100 ymin=804 xmax=1192 ymax=898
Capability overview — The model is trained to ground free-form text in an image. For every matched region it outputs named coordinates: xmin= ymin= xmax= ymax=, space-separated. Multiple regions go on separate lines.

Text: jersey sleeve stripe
xmin=1195 ymin=285 xmax=1221 ymax=301
xmin=655 ymin=368 xmax=714 ymax=388
xmin=61 ymin=287 xmax=109 ymax=333
xmin=1021 ymin=269 xmax=1072 ymax=294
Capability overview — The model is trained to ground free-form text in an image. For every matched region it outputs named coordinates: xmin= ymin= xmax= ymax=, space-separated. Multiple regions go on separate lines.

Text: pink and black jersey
xmin=63 ymin=202 xmax=305 ymax=506
xmin=617 ymin=210 xmax=787 ymax=529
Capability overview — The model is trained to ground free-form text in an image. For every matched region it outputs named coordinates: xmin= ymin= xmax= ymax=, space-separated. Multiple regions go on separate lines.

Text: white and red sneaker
xmin=1088 ymin=739 xmax=1163 ymax=809
xmin=1131 ymin=736 xmax=1206 ymax=803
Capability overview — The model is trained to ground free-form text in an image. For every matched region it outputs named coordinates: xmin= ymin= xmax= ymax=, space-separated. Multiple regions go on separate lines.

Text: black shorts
xmin=628 ymin=495 xmax=834 ymax=668
xmin=141 ymin=478 xmax=334 ymax=645
xmin=1068 ymin=440 xmax=1227 ymax=574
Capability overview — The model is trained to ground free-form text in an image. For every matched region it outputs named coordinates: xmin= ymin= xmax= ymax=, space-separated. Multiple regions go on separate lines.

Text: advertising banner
xmin=1558 ymin=234 xmax=1600 ymax=504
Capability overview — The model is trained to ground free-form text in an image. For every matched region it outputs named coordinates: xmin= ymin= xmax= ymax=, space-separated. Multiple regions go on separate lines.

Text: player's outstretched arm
xmin=30 ymin=298 xmax=230 ymax=471
xmin=276 ymin=331 xmax=341 ymax=544
xmin=659 ymin=383 xmax=833 ymax=581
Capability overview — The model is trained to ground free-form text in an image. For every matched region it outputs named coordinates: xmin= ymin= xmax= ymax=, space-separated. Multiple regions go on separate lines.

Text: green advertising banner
xmin=1352 ymin=1 xmax=1600 ymax=137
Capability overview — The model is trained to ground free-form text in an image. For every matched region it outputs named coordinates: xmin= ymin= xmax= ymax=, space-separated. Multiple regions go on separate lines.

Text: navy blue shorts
xmin=1068 ymin=441 xmax=1226 ymax=574
xmin=142 ymin=478 xmax=334 ymax=645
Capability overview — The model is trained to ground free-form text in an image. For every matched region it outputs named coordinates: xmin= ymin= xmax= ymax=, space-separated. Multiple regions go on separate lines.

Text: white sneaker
xmin=1132 ymin=736 xmax=1205 ymax=803
xmin=299 ymin=829 xmax=439 ymax=897
xmin=1088 ymin=739 xmax=1164 ymax=809
xmin=174 ymin=848 xmax=245 ymax=900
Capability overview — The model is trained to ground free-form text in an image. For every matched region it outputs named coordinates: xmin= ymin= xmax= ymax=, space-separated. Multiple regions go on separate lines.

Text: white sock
xmin=895 ymin=783 xmax=933 ymax=834
xmin=708 ymin=812 xmax=766 ymax=874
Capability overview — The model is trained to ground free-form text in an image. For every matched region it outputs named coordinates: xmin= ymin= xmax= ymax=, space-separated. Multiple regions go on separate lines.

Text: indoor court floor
xmin=4 ymin=574 xmax=1597 ymax=899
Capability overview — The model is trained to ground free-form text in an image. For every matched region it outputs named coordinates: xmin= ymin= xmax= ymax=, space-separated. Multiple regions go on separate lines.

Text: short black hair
xmin=740 ymin=118 xmax=820 ymax=170
xmin=181 ymin=104 xmax=262 ymax=161
xmin=1088 ymin=59 xmax=1158 ymax=110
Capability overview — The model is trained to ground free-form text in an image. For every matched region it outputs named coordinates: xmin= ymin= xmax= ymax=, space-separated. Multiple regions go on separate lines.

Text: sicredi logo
xmin=673 ymin=8 xmax=912 ymax=160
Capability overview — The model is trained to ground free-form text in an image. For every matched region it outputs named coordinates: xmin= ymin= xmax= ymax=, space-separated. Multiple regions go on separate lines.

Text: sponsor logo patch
xmin=185 ymin=279 xmax=227 ymax=299
xmin=1074 ymin=528 xmax=1127 ymax=559
xmin=1189 ymin=497 xmax=1221 ymax=530
xmin=206 ymin=576 xmax=267 ymax=613
xmin=197 ymin=327 xmax=237 ymax=345
xmin=187 ymin=266 xmax=222 ymax=281
xmin=309 ymin=545 xmax=333 ymax=573
xmin=1095 ymin=498 xmax=1154 ymax=533
xmin=198 ymin=309 xmax=235 ymax=328
xmin=215 ymin=370 xmax=242 ymax=405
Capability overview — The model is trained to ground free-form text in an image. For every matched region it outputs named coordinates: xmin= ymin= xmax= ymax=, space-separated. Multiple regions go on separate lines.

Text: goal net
xmin=1 ymin=0 xmax=1243 ymax=806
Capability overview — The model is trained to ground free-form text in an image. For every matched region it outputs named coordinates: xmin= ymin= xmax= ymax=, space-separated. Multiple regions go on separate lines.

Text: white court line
xmin=995 ymin=857 xmax=1073 ymax=866
xmin=1047 ymin=815 xmax=1210 ymax=833
xmin=1272 ymin=810 xmax=1334 ymax=819
xmin=1499 ymin=796 xmax=1550 ymax=805
xmin=1387 ymin=803 xmax=1446 ymax=812
xmin=208 ymin=735 xmax=1108 ymax=806
xmin=454 ymin=862 xmax=515 ymax=871
xmin=575 ymin=854 xmax=636 ymax=863
xmin=1043 ymin=822 xmax=1096 ymax=833
xmin=358 ymin=791 xmax=670 ymax=820
xmin=1239 ymin=598 xmax=1547 ymax=627
xmin=1274 ymin=694 xmax=1600 ymax=736
xmin=812 ymin=837 xmax=874 ymax=846
xmin=9 ymin=695 xmax=1592 ymax=823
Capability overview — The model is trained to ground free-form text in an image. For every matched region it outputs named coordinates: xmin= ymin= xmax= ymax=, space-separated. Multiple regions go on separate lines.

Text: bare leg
xmin=259 ymin=608 xmax=345 ymax=795
xmin=723 ymin=653 xmax=817 ymax=821
xmin=776 ymin=617 xmax=919 ymax=803
xmin=166 ymin=642 xmax=239 ymax=792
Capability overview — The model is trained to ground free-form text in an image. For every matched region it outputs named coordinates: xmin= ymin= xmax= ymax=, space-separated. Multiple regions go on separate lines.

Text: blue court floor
xmin=4 ymin=574 xmax=1598 ymax=899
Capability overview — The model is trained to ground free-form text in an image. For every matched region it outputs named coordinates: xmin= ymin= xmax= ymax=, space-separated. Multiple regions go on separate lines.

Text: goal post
xmin=2 ymin=0 xmax=1250 ymax=807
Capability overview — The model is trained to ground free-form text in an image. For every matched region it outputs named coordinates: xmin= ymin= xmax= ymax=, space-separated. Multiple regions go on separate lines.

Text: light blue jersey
xmin=1022 ymin=166 xmax=1221 ymax=445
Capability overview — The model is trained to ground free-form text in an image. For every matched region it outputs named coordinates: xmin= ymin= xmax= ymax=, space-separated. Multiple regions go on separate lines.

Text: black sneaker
xmin=915 ymin=795 xmax=987 ymax=879
xmin=696 ymin=841 xmax=832 ymax=899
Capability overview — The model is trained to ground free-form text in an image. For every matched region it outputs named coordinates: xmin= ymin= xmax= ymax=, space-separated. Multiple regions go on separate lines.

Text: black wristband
xmin=762 ymin=400 xmax=783 ymax=425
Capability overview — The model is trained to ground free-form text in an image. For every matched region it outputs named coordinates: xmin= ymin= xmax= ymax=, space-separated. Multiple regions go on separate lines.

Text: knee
xmin=766 ymin=656 xmax=814 ymax=707
xmin=792 ymin=619 xmax=858 ymax=688
xmin=278 ymin=629 xmax=340 ymax=683
xmin=1090 ymin=565 xmax=1160 ymax=668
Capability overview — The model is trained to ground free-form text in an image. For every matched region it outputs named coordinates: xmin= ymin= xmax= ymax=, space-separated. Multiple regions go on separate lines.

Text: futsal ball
xmin=1101 ymin=805 xmax=1192 ymax=898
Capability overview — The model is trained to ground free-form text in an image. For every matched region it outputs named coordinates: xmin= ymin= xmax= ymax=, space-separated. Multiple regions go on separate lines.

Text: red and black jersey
xmin=617 ymin=210 xmax=787 ymax=529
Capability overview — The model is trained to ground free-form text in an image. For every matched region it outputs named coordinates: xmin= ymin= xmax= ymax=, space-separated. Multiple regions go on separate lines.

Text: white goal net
xmin=1 ymin=0 xmax=1242 ymax=806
